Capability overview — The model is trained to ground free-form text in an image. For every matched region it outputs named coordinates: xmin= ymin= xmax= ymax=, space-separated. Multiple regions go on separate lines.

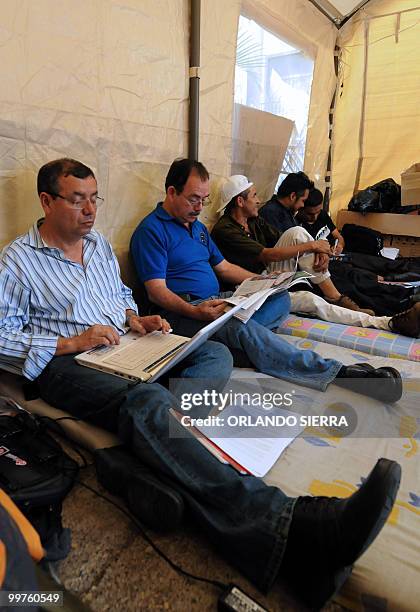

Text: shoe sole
xmin=376 ymin=367 xmax=403 ymax=403
xmin=298 ymin=564 xmax=353 ymax=610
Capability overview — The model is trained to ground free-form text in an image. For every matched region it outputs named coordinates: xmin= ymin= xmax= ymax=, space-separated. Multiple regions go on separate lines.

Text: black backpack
xmin=341 ymin=223 xmax=384 ymax=256
xmin=0 ymin=396 xmax=78 ymax=561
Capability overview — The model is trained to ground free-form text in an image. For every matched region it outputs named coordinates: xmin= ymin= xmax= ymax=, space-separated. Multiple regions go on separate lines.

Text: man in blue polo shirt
xmin=130 ymin=158 xmax=402 ymax=403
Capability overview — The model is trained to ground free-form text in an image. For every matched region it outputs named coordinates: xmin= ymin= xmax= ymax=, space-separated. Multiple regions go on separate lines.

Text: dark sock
xmin=336 ymin=366 xmax=347 ymax=378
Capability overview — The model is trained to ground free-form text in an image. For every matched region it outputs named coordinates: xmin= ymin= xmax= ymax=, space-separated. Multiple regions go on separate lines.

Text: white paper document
xmin=224 ymin=271 xmax=314 ymax=323
xmin=380 ymin=247 xmax=400 ymax=260
xmin=195 ymin=404 xmax=304 ymax=477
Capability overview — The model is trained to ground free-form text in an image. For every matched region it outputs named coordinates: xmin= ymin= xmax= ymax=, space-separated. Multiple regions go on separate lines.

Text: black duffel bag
xmin=341 ymin=223 xmax=384 ymax=256
xmin=0 ymin=396 xmax=78 ymax=561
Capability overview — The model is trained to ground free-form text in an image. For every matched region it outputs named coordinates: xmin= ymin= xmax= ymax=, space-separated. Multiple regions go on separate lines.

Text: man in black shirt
xmin=211 ymin=175 xmax=420 ymax=337
xmin=297 ymin=188 xmax=345 ymax=254
xmin=259 ymin=171 xmax=312 ymax=231
xmin=216 ymin=175 xmax=374 ymax=315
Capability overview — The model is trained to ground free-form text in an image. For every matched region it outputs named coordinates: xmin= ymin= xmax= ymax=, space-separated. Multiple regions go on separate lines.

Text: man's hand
xmin=56 ymin=324 xmax=120 ymax=355
xmin=191 ymin=299 xmax=227 ymax=321
xmin=128 ymin=314 xmax=171 ymax=336
xmin=310 ymin=239 xmax=332 ymax=255
xmin=313 ymin=252 xmax=330 ymax=272
xmin=333 ymin=243 xmax=343 ymax=256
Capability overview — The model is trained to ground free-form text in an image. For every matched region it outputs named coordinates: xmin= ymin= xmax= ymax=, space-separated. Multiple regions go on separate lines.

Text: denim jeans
xmin=159 ymin=291 xmax=343 ymax=391
xmin=37 ymin=340 xmax=295 ymax=591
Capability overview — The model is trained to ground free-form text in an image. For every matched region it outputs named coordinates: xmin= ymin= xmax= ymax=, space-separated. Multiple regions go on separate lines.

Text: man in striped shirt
xmin=0 ymin=157 xmax=232 ymax=529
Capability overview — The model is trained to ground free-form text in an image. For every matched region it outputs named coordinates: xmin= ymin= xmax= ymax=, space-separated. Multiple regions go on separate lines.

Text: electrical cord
xmin=75 ymin=478 xmax=226 ymax=591
xmin=40 ymin=412 xmax=228 ymax=593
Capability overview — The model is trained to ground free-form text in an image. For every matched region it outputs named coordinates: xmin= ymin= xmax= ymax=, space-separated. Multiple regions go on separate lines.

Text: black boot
xmin=94 ymin=446 xmax=184 ymax=532
xmin=281 ymin=458 xmax=401 ymax=609
xmin=334 ymin=363 xmax=402 ymax=403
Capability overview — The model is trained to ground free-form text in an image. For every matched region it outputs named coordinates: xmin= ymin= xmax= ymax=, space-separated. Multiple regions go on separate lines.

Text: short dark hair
xmin=37 ymin=158 xmax=95 ymax=196
xmin=277 ymin=171 xmax=313 ymax=199
xmin=224 ymin=187 xmax=251 ymax=216
xmin=165 ymin=158 xmax=209 ymax=193
xmin=304 ymin=188 xmax=323 ymax=207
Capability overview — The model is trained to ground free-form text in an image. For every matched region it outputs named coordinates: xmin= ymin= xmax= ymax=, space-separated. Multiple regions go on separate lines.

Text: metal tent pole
xmin=188 ymin=0 xmax=201 ymax=160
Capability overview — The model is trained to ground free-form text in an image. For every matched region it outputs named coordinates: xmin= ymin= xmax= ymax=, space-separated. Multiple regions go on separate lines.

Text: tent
xmin=1 ymin=2 xmax=420 ymax=610
xmin=1 ymin=0 xmax=419 ymax=254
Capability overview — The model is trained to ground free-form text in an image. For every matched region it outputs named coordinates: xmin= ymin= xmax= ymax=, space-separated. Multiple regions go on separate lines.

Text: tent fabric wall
xmin=0 ymin=0 xmax=240 ymax=255
xmin=330 ymin=0 xmax=420 ymax=218
xmin=0 ymin=0 xmax=336 ymax=249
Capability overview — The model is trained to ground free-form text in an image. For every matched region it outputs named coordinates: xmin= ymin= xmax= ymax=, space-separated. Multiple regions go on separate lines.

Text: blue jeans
xmin=37 ymin=340 xmax=295 ymax=591
xmin=159 ymin=291 xmax=342 ymax=391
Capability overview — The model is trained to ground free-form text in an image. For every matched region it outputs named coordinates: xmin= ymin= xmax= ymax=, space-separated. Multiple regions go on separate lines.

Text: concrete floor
xmin=56 ymin=463 xmax=347 ymax=612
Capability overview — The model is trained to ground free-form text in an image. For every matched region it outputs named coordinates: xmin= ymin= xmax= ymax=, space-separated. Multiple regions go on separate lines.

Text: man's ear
xmin=167 ymin=186 xmax=177 ymax=199
xmin=39 ymin=192 xmax=52 ymax=213
xmin=289 ymin=192 xmax=297 ymax=203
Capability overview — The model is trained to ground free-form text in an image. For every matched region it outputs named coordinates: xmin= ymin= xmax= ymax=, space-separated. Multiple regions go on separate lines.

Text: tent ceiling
xmin=310 ymin=0 xmax=370 ymax=23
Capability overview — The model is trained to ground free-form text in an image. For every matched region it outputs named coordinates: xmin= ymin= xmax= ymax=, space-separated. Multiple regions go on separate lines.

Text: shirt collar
xmin=22 ymin=220 xmax=97 ymax=250
xmin=154 ymin=202 xmax=176 ymax=222
xmin=154 ymin=201 xmax=201 ymax=233
xmin=225 ymin=213 xmax=257 ymax=233
xmin=224 ymin=213 xmax=246 ymax=232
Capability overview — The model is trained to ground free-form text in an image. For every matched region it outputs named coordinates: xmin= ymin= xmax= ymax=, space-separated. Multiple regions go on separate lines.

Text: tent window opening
xmin=234 ymin=15 xmax=314 ymax=187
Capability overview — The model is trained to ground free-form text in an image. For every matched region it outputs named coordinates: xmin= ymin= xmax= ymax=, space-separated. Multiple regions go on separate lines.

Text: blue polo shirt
xmin=130 ymin=203 xmax=224 ymax=299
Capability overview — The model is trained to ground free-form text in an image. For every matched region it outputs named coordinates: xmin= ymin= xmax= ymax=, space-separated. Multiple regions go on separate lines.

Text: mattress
xmin=276 ymin=314 xmax=420 ymax=362
xmin=231 ymin=337 xmax=420 ymax=611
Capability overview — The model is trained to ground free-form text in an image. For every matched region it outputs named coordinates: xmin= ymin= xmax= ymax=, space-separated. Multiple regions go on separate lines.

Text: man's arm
xmin=331 ymin=228 xmax=345 ymax=254
xmin=0 ymin=267 xmax=59 ymax=380
xmin=145 ymin=279 xmax=227 ymax=321
xmin=257 ymin=240 xmax=331 ymax=266
xmin=213 ymin=259 xmax=254 ymax=284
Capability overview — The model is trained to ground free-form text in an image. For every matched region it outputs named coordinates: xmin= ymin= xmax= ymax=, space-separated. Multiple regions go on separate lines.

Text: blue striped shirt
xmin=0 ymin=223 xmax=137 ymax=380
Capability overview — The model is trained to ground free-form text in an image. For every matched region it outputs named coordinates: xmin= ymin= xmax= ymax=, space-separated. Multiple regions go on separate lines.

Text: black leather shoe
xmin=281 ymin=458 xmax=401 ymax=610
xmin=94 ymin=446 xmax=184 ymax=532
xmin=334 ymin=363 xmax=402 ymax=403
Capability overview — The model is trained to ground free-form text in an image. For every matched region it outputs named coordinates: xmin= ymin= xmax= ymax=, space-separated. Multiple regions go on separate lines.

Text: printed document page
xmin=195 ymin=404 xmax=304 ymax=477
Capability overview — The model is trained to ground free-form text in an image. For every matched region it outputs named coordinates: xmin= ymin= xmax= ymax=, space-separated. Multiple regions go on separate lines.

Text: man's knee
xmin=280 ymin=226 xmax=313 ymax=245
xmin=201 ymin=340 xmax=233 ymax=366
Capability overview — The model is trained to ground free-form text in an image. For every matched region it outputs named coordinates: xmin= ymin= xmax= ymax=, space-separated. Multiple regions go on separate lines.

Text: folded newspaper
xmin=225 ymin=270 xmax=313 ymax=323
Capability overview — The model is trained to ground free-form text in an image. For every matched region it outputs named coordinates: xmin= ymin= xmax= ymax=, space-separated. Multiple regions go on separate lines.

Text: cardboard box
xmin=401 ymin=163 xmax=420 ymax=206
xmin=336 ymin=210 xmax=420 ymax=237
xmin=384 ymin=235 xmax=420 ymax=257
xmin=336 ymin=210 xmax=420 ymax=257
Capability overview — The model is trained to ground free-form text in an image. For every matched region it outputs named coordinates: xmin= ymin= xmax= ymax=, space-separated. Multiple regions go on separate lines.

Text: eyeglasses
xmin=48 ymin=192 xmax=105 ymax=209
xmin=180 ymin=193 xmax=212 ymax=207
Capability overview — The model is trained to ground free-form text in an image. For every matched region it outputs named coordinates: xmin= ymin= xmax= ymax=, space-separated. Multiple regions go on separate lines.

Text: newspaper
xmin=224 ymin=270 xmax=313 ymax=323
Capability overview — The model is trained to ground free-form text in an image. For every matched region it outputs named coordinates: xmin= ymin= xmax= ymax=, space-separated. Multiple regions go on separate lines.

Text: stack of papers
xmin=171 ymin=405 xmax=303 ymax=477
xmin=225 ymin=271 xmax=313 ymax=323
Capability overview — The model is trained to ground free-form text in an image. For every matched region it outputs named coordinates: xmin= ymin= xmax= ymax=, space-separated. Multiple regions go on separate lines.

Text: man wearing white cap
xmin=213 ymin=175 xmax=374 ymax=315
xmin=211 ymin=175 xmax=420 ymax=336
